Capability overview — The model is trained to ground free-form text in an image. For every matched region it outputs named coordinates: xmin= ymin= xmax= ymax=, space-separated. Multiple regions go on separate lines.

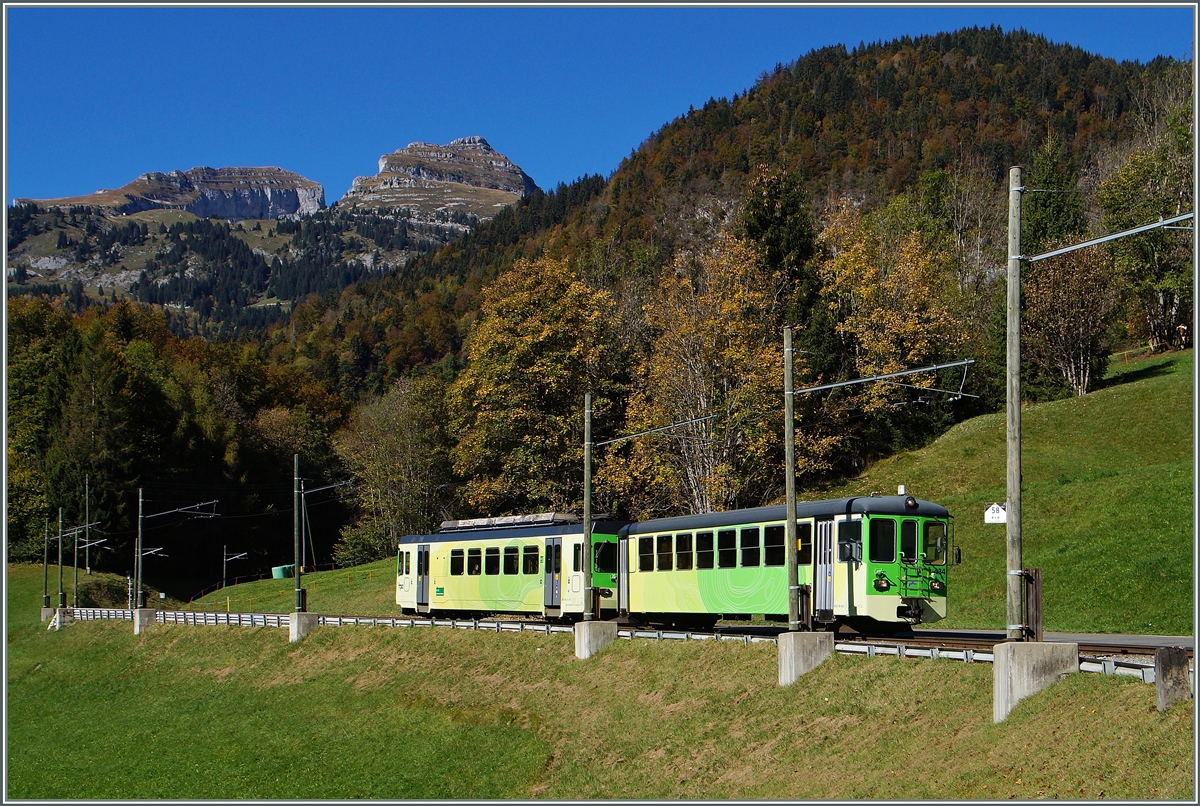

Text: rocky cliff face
xmin=20 ymin=166 xmax=326 ymax=221
xmin=337 ymin=136 xmax=538 ymax=219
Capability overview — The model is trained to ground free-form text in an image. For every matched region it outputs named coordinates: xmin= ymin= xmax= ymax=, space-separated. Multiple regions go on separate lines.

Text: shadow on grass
xmin=1099 ymin=357 xmax=1177 ymax=390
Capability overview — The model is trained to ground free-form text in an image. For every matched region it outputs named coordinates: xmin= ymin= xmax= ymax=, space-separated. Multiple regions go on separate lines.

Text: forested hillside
xmin=7 ymin=27 xmax=1191 ymax=585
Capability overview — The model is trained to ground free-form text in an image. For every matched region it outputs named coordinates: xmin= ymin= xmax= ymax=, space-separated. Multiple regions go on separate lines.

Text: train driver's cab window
xmin=523 ymin=545 xmax=539 ymax=575
xmin=899 ymin=520 xmax=918 ymax=563
xmin=638 ymin=537 xmax=654 ymax=572
xmin=717 ymin=530 xmax=737 ymax=568
xmin=740 ymin=527 xmax=760 ymax=567
xmin=467 ymin=548 xmax=482 ymax=575
xmin=763 ymin=525 xmax=785 ymax=566
xmin=869 ymin=518 xmax=896 ymax=564
xmin=485 ymin=547 xmax=500 ymax=575
xmin=450 ymin=549 xmax=464 ymax=576
xmin=837 ymin=520 xmax=862 ymax=563
xmin=676 ymin=533 xmax=693 ymax=571
xmin=923 ymin=521 xmax=947 ymax=565
xmin=594 ymin=541 xmax=617 ymax=575
xmin=657 ymin=534 xmax=673 ymax=571
xmin=503 ymin=546 xmax=519 ymax=575
xmin=797 ymin=522 xmax=813 ymax=565
xmin=696 ymin=532 xmax=715 ymax=569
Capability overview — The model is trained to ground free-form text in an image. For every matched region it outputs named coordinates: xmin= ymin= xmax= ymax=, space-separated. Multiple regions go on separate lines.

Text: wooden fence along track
xmin=59 ymin=607 xmax=1187 ymax=686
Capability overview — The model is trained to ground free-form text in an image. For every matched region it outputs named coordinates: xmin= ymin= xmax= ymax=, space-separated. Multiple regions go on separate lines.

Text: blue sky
xmin=4 ymin=5 xmax=1195 ymax=207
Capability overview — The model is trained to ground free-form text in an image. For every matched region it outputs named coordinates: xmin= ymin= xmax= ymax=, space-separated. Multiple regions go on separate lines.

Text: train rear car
xmin=396 ymin=513 xmax=628 ymax=620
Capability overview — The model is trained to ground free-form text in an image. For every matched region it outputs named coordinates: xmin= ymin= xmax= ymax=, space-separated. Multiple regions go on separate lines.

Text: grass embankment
xmin=805 ymin=350 xmax=1194 ymax=634
xmin=6 ymin=563 xmax=1193 ymax=799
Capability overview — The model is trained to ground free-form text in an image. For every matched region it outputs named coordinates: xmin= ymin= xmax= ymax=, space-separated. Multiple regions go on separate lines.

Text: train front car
xmin=618 ymin=495 xmax=952 ymax=632
xmin=395 ymin=512 xmax=628 ymax=620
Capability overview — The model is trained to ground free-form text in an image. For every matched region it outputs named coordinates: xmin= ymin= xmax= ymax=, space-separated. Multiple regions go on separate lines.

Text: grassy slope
xmin=6 ymin=562 xmax=1192 ymax=799
xmin=804 ymin=350 xmax=1194 ymax=634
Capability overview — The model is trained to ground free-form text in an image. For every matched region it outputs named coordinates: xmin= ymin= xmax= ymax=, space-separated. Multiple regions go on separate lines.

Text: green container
xmin=271 ymin=564 xmax=295 ymax=579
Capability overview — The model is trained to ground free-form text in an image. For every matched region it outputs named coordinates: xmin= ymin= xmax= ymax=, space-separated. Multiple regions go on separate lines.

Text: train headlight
xmin=874 ymin=576 xmax=892 ymax=592
xmin=929 ymin=579 xmax=945 ymax=594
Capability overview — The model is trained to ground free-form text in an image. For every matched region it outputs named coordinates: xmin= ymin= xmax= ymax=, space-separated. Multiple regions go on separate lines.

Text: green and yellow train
xmin=396 ymin=494 xmax=953 ymax=631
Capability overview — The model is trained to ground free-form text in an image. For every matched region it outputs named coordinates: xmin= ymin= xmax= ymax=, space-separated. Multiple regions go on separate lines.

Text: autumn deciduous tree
xmin=1099 ymin=80 xmax=1193 ymax=352
xmin=817 ymin=201 xmax=965 ymax=409
xmin=599 ymin=236 xmax=781 ymax=518
xmin=450 ymin=256 xmax=620 ymax=515
xmin=333 ymin=375 xmax=454 ymax=565
xmin=1023 ymin=243 xmax=1121 ymax=396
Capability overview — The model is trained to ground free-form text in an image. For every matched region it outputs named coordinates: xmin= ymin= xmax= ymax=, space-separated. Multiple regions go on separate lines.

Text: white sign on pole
xmin=984 ymin=503 xmax=1007 ymax=524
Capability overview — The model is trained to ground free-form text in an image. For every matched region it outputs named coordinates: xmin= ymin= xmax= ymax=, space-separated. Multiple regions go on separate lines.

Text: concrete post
xmin=575 ymin=620 xmax=617 ymax=660
xmin=993 ymin=641 xmax=1077 ymax=722
xmin=778 ymin=631 xmax=834 ymax=686
xmin=1155 ymin=646 xmax=1192 ymax=712
xmin=289 ymin=611 xmax=318 ymax=642
xmin=41 ymin=607 xmax=56 ymax=622
xmin=133 ymin=608 xmax=155 ymax=635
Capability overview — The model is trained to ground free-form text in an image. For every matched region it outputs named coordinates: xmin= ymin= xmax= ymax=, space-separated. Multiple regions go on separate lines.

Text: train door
xmin=544 ymin=538 xmax=562 ymax=611
xmin=616 ymin=536 xmax=629 ymax=614
xmin=815 ymin=519 xmax=835 ymax=622
xmin=416 ymin=544 xmax=430 ymax=609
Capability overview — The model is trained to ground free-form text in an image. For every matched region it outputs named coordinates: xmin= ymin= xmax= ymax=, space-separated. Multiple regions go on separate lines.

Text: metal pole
xmin=582 ymin=392 xmax=594 ymax=622
xmin=223 ymin=545 xmax=227 ymax=587
xmin=784 ymin=327 xmax=800 ymax=631
xmin=300 ymin=479 xmax=306 ymax=571
xmin=73 ymin=517 xmax=80 ymax=608
xmin=294 ymin=454 xmax=303 ymax=612
xmin=57 ymin=508 xmax=65 ymax=608
xmin=85 ymin=474 xmax=90 ymax=575
xmin=136 ymin=488 xmax=146 ymax=608
xmin=1006 ymin=166 xmax=1024 ymax=642
xmin=42 ymin=517 xmax=50 ymax=608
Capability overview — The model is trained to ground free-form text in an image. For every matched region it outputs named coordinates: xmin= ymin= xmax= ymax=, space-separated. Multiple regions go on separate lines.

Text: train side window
xmin=638 ymin=537 xmax=654 ymax=572
xmin=717 ymin=530 xmax=737 ymax=568
xmin=869 ymin=518 xmax=896 ymax=564
xmin=485 ymin=547 xmax=500 ymax=575
xmin=923 ymin=521 xmax=947 ymax=565
xmin=900 ymin=520 xmax=918 ymax=563
xmin=467 ymin=548 xmax=482 ymax=575
xmin=573 ymin=543 xmax=582 ymax=573
xmin=763 ymin=525 xmax=785 ymax=566
xmin=522 ymin=545 xmax=539 ymax=575
xmin=740 ymin=527 xmax=760 ymax=567
xmin=594 ymin=541 xmax=616 ymax=574
xmin=657 ymin=534 xmax=673 ymax=571
xmin=405 ymin=552 xmax=411 ymax=575
xmin=503 ymin=546 xmax=519 ymax=575
xmin=676 ymin=533 xmax=693 ymax=571
xmin=797 ymin=523 xmax=813 ymax=565
xmin=450 ymin=549 xmax=464 ymax=576
xmin=696 ymin=532 xmax=715 ymax=569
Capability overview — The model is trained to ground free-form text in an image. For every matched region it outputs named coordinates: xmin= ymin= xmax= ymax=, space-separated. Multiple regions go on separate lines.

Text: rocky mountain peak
xmin=338 ymin=137 xmax=538 ymax=217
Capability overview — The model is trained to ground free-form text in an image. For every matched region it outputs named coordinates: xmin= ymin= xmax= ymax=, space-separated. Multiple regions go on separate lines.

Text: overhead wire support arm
xmin=594 ymin=413 xmax=718 ymax=448
xmin=1022 ymin=212 xmax=1193 ymax=263
xmin=789 ymin=359 xmax=976 ymax=396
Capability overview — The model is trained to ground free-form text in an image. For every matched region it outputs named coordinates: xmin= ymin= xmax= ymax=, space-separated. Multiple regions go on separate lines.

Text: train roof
xmin=620 ymin=496 xmax=949 ymax=536
xmin=398 ymin=519 xmax=630 ymax=545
